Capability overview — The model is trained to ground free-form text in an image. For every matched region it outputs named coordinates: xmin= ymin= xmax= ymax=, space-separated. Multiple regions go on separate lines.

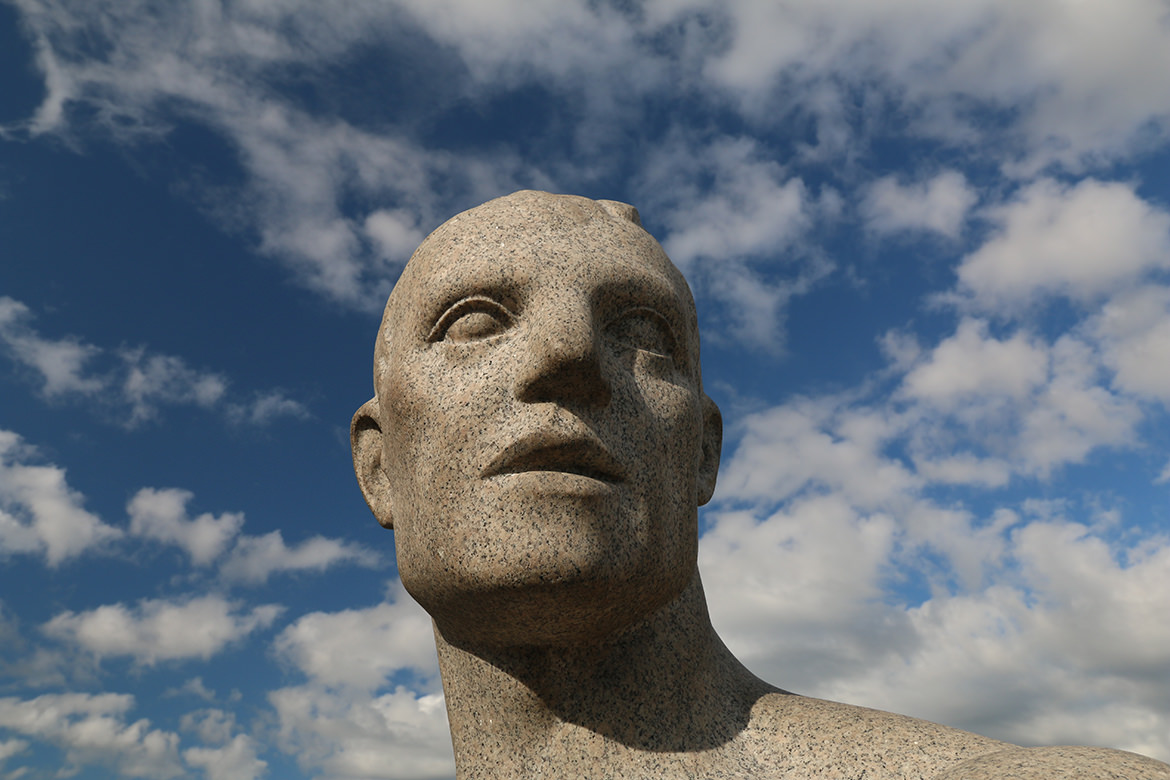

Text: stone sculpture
xmin=352 ymin=190 xmax=1170 ymax=779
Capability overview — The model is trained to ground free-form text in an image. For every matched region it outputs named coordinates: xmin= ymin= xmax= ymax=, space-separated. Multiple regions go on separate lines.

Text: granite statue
xmin=352 ymin=190 xmax=1170 ymax=779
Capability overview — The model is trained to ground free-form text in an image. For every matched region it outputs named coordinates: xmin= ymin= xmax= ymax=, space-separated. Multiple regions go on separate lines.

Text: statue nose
xmin=515 ymin=305 xmax=612 ymax=407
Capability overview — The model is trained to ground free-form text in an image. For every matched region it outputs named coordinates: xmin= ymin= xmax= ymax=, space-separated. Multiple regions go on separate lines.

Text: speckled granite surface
xmin=353 ymin=191 xmax=1170 ymax=779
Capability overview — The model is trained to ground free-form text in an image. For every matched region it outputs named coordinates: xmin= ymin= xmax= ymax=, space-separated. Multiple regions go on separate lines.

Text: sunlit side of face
xmin=370 ymin=192 xmax=717 ymax=646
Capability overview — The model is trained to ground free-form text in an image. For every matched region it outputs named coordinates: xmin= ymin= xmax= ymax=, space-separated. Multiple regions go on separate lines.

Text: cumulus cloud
xmin=956 ymin=179 xmax=1170 ymax=311
xmin=0 ymin=429 xmax=121 ymax=566
xmin=901 ymin=319 xmax=1048 ymax=406
xmin=270 ymin=582 xmax=450 ymax=779
xmin=270 ymin=684 xmax=452 ymax=780
xmin=274 ymin=581 xmax=438 ymax=691
xmin=705 ymin=394 xmax=1170 ymax=760
xmin=43 ymin=596 xmax=283 ymax=665
xmin=642 ymin=136 xmax=812 ymax=271
xmin=183 ymin=733 xmax=267 ymax=780
xmin=0 ymin=693 xmax=184 ymax=779
xmin=702 ymin=253 xmax=1170 ymax=758
xmin=893 ymin=321 xmax=1141 ymax=479
xmin=125 ymin=486 xmax=378 ymax=584
xmin=227 ymin=391 xmax=311 ymax=426
xmin=1092 ymin=285 xmax=1170 ymax=404
xmin=701 ymin=495 xmax=911 ymax=691
xmin=119 ymin=348 xmax=228 ymax=425
xmin=0 ymin=693 xmax=265 ymax=780
xmin=0 ymin=296 xmax=104 ymax=397
xmin=0 ymin=737 xmax=28 ymax=766
xmin=633 ymin=134 xmax=831 ymax=349
xmin=127 ymin=488 xmax=244 ymax=567
xmin=861 ymin=171 xmax=977 ymax=239
xmin=0 ymin=296 xmax=309 ymax=427
xmin=798 ymin=517 xmax=1170 ymax=760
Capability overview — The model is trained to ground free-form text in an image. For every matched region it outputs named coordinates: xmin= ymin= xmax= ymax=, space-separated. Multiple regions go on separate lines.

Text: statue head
xmin=352 ymin=191 xmax=722 ymax=646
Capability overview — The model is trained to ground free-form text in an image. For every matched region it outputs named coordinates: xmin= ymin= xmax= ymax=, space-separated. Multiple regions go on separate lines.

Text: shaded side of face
xmin=352 ymin=191 xmax=721 ymax=646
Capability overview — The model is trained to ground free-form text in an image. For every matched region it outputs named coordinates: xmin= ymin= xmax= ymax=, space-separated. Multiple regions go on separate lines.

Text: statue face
xmin=354 ymin=192 xmax=720 ymax=646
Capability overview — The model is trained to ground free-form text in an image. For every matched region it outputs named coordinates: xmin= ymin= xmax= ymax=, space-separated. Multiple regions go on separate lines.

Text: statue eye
xmin=605 ymin=308 xmax=677 ymax=359
xmin=429 ymin=297 xmax=514 ymax=343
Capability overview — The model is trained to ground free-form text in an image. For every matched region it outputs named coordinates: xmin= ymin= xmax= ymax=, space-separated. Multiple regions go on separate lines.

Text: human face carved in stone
xmin=353 ymin=192 xmax=721 ymax=647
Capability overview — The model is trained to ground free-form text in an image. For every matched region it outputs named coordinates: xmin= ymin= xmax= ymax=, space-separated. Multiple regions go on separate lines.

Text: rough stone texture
xmin=352 ymin=190 xmax=1170 ymax=779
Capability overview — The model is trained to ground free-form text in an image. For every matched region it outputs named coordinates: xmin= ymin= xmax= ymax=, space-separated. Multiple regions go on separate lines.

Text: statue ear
xmin=351 ymin=398 xmax=394 ymax=529
xmin=697 ymin=394 xmax=722 ymax=506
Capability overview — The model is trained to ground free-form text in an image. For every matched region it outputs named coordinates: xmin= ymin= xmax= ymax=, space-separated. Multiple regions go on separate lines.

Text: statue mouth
xmin=483 ymin=436 xmax=627 ymax=483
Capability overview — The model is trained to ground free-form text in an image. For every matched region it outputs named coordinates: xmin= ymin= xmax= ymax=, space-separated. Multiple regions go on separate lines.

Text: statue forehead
xmin=373 ymin=190 xmax=700 ymax=390
xmin=396 ymin=191 xmax=684 ymax=297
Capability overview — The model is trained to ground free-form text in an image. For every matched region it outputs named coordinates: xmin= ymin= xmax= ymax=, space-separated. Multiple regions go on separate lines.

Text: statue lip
xmin=483 ymin=434 xmax=627 ymax=483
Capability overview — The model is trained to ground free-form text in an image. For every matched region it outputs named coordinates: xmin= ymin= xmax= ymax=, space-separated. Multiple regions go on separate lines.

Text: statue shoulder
xmin=739 ymin=694 xmax=1170 ymax=779
xmin=936 ymin=745 xmax=1170 ymax=779
xmin=739 ymin=692 xmax=1008 ymax=777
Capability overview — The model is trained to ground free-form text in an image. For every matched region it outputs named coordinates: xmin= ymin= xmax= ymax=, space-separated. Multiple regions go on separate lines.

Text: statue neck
xmin=432 ymin=571 xmax=777 ymax=778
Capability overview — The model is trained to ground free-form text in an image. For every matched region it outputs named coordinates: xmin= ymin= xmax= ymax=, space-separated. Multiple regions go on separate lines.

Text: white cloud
xmin=43 ymin=596 xmax=282 ymax=665
xmin=168 ymin=678 xmax=218 ymax=704
xmin=914 ymin=454 xmax=1011 ymax=489
xmin=796 ymin=517 xmax=1170 ymax=760
xmin=861 ymin=171 xmax=976 ymax=239
xmin=647 ymin=136 xmax=812 ymax=271
xmin=701 ymin=495 xmax=911 ymax=690
xmin=717 ymin=398 xmax=917 ymax=509
xmin=632 ymin=134 xmax=827 ymax=349
xmin=0 ymin=296 xmax=104 ymax=397
xmin=701 ymin=276 xmax=1170 ymax=759
xmin=228 ymin=391 xmax=311 ymax=426
xmin=120 ymin=348 xmax=228 ymax=425
xmin=183 ymin=734 xmax=267 ymax=780
xmin=270 ymin=685 xmax=452 ymax=780
xmin=274 ymin=581 xmax=437 ymax=691
xmin=1015 ymin=336 xmax=1140 ymax=476
xmin=0 ymin=296 xmax=308 ymax=426
xmin=180 ymin=708 xmax=240 ymax=746
xmin=125 ymin=486 xmax=377 ymax=583
xmin=364 ymin=208 xmax=427 ymax=264
xmin=0 ymin=429 xmax=121 ymax=566
xmin=270 ymin=582 xmax=450 ymax=779
xmin=957 ymin=179 xmax=1170 ymax=311
xmin=647 ymin=0 xmax=1170 ymax=171
xmin=0 ymin=693 xmax=184 ymax=779
xmin=901 ymin=319 xmax=1048 ymax=406
xmin=218 ymin=530 xmax=380 ymax=585
xmin=1092 ymin=285 xmax=1170 ymax=404
xmin=0 ymin=737 xmax=28 ymax=765
xmin=269 ymin=582 xmax=451 ymax=776
xmin=127 ymin=488 xmax=244 ymax=567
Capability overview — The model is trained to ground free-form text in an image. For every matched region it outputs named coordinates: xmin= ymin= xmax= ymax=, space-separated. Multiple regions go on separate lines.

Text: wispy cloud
xmin=12 ymin=1 xmax=1170 ymax=332
xmin=0 ymin=296 xmax=309 ymax=427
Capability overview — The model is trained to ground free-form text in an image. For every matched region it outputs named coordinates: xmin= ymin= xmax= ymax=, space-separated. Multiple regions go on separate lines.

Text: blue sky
xmin=2 ymin=1 xmax=1170 ymax=778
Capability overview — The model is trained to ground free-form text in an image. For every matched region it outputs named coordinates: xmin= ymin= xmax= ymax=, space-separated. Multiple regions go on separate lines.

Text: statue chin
xmin=404 ymin=559 xmax=696 ymax=648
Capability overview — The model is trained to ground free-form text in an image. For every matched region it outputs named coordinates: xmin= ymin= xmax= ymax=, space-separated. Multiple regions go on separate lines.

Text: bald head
xmin=372 ymin=190 xmax=702 ymax=404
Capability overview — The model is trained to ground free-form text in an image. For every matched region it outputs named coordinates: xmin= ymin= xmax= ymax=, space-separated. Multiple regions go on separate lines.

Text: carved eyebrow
xmin=427 ymin=295 xmax=515 ymax=342
xmin=416 ymin=268 xmax=521 ymax=337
